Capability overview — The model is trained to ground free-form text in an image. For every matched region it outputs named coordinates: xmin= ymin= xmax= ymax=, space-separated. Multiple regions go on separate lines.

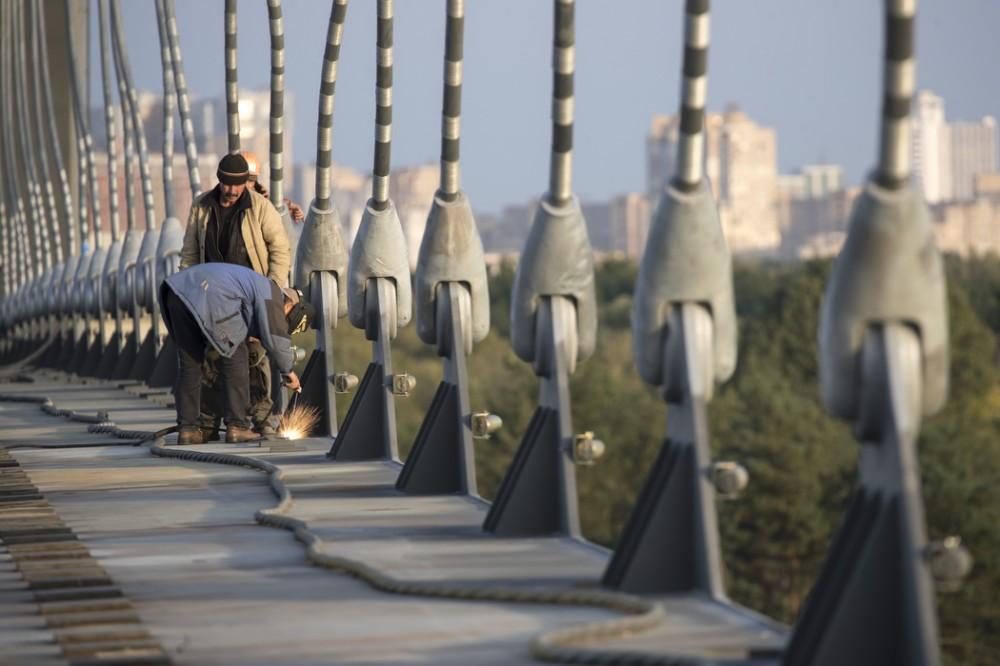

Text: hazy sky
xmin=101 ymin=0 xmax=1000 ymax=213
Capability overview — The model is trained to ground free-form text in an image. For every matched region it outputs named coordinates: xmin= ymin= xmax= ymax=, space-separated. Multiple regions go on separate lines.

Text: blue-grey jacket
xmin=160 ymin=263 xmax=294 ymax=373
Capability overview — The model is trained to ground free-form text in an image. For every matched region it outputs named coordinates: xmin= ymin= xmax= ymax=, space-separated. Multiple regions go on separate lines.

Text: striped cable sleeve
xmin=225 ymin=0 xmax=240 ymax=154
xmin=877 ymin=0 xmax=916 ymax=190
xmin=65 ymin=0 xmax=103 ymax=250
xmin=25 ymin=0 xmax=64 ymax=264
xmin=439 ymin=0 xmax=464 ymax=200
xmin=12 ymin=0 xmax=50 ymax=272
xmin=98 ymin=0 xmax=121 ymax=242
xmin=163 ymin=0 xmax=202 ymax=198
xmin=371 ymin=0 xmax=393 ymax=209
xmin=2 ymin=4 xmax=30 ymax=286
xmin=0 ymin=2 xmax=22 ymax=285
xmin=74 ymin=132 xmax=89 ymax=252
xmin=673 ymin=0 xmax=709 ymax=192
xmin=110 ymin=12 xmax=137 ymax=234
xmin=267 ymin=0 xmax=286 ymax=206
xmin=155 ymin=0 xmax=176 ymax=220
xmin=548 ymin=0 xmax=574 ymax=206
xmin=314 ymin=0 xmax=349 ymax=211
xmin=0 ymin=201 xmax=7 ymax=294
xmin=111 ymin=0 xmax=158 ymax=230
xmin=33 ymin=1 xmax=73 ymax=259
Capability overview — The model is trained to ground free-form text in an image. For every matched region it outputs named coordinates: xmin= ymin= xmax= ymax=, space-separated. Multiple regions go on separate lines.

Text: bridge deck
xmin=0 ymin=374 xmax=785 ymax=665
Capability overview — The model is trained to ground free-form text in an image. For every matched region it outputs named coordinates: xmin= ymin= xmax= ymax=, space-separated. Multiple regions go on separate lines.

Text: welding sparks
xmin=279 ymin=403 xmax=320 ymax=441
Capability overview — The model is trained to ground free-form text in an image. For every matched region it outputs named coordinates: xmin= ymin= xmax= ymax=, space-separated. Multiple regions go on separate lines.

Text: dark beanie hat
xmin=217 ymin=153 xmax=250 ymax=185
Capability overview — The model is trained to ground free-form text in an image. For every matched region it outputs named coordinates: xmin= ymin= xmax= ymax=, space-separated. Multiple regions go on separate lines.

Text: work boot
xmin=225 ymin=425 xmax=261 ymax=443
xmin=255 ymin=417 xmax=278 ymax=438
xmin=200 ymin=427 xmax=221 ymax=442
xmin=177 ymin=429 xmax=205 ymax=446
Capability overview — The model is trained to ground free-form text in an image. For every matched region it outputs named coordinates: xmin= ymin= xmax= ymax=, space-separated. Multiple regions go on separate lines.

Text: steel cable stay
xmin=110 ymin=0 xmax=158 ymax=232
xmin=25 ymin=2 xmax=65 ymax=269
xmin=267 ymin=0 xmax=293 ymax=258
xmin=155 ymin=0 xmax=177 ymax=223
xmin=92 ymin=0 xmax=126 ymax=380
xmin=65 ymin=0 xmax=104 ymax=253
xmin=33 ymin=1 xmax=77 ymax=259
xmin=11 ymin=0 xmax=51 ymax=277
xmin=109 ymin=0 xmax=162 ymax=380
xmin=108 ymin=0 xmax=142 ymax=379
xmin=163 ymin=0 xmax=202 ymax=198
xmin=146 ymin=0 xmax=185 ymax=388
xmin=0 ymin=2 xmax=27 ymax=294
xmin=16 ymin=0 xmax=63 ymax=361
xmin=225 ymin=0 xmax=240 ymax=154
xmin=63 ymin=0 xmax=108 ymax=376
xmin=484 ymin=0 xmax=599 ymax=538
xmin=328 ymin=0 xmax=413 ymax=464
xmin=31 ymin=1 xmax=82 ymax=371
xmin=109 ymin=4 xmax=137 ymax=238
xmin=0 ymin=1 xmax=18 ymax=308
xmin=784 ymin=1 xmax=968 ymax=663
xmin=3 ymin=0 xmax=36 ymax=344
xmin=22 ymin=3 xmax=77 ymax=365
xmin=396 ymin=0 xmax=495 ymax=496
xmin=292 ymin=0 xmax=350 ymax=439
xmin=602 ymin=0 xmax=742 ymax=602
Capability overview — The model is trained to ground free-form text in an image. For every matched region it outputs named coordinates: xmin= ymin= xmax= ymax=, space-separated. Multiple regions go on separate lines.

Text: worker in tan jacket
xmin=179 ymin=153 xmax=291 ymax=286
xmin=179 ymin=153 xmax=293 ymax=438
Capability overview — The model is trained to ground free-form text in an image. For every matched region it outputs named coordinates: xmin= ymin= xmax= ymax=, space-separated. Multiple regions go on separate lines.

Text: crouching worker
xmin=159 ymin=263 xmax=314 ymax=445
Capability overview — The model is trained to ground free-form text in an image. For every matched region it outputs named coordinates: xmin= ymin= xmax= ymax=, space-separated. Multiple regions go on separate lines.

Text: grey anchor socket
xmin=347 ymin=198 xmax=412 ymax=335
xmin=414 ymin=191 xmax=490 ymax=350
xmin=40 ymin=265 xmax=62 ymax=316
xmin=84 ymin=247 xmax=109 ymax=316
xmin=23 ymin=273 xmax=40 ymax=319
xmin=115 ymin=229 xmax=144 ymax=310
xmin=819 ymin=181 xmax=949 ymax=420
xmin=633 ymin=181 xmax=737 ymax=388
xmin=293 ymin=199 xmax=349 ymax=320
xmin=56 ymin=255 xmax=80 ymax=313
xmin=510 ymin=195 xmax=597 ymax=366
xmin=70 ymin=251 xmax=93 ymax=315
xmin=100 ymin=241 xmax=123 ymax=314
xmin=134 ymin=229 xmax=161 ymax=309
xmin=155 ymin=216 xmax=185 ymax=284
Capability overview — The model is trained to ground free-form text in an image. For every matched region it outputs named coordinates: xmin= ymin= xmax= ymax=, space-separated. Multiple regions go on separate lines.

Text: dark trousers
xmin=163 ymin=288 xmax=251 ymax=430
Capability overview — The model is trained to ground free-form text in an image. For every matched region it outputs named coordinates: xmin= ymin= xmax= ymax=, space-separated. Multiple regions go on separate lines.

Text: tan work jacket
xmin=179 ymin=188 xmax=291 ymax=286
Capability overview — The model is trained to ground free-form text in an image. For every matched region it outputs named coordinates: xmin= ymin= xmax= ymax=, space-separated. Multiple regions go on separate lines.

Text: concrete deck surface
xmin=0 ymin=376 xmax=785 ymax=665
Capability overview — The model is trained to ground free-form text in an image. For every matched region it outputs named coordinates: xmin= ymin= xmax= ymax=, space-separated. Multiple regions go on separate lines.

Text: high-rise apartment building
xmin=949 ymin=117 xmax=998 ymax=201
xmin=910 ymin=90 xmax=998 ymax=203
xmin=910 ymin=90 xmax=950 ymax=203
xmin=647 ymin=107 xmax=780 ymax=254
xmin=609 ymin=193 xmax=652 ymax=258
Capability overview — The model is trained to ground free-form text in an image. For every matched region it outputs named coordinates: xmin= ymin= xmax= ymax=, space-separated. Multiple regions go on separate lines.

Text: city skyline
xmin=101 ymin=0 xmax=1000 ymax=214
xmin=83 ymin=83 xmax=999 ymax=262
